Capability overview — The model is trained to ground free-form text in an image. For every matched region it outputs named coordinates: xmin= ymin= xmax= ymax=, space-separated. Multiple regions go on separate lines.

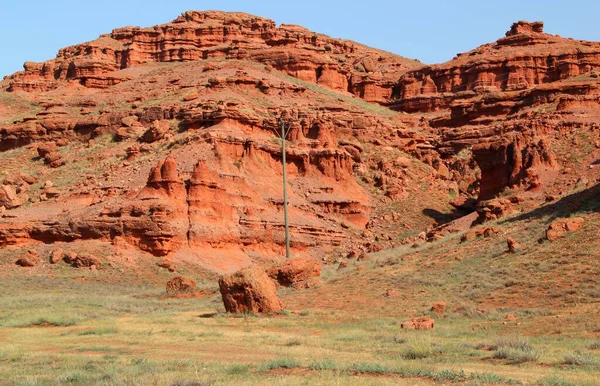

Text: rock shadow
xmin=501 ymin=183 xmax=600 ymax=226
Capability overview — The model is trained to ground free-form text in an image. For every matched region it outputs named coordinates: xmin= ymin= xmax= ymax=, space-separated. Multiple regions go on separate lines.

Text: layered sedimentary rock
xmin=392 ymin=21 xmax=600 ymax=108
xmin=7 ymin=11 xmax=422 ymax=102
xmin=388 ymin=21 xmax=600 ymax=202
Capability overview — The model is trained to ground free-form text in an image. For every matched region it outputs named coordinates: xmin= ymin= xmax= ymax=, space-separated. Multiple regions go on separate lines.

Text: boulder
xmin=0 ymin=185 xmax=21 ymax=209
xmin=37 ymin=142 xmax=57 ymax=158
xmin=142 ymin=120 xmax=170 ymax=143
xmin=66 ymin=253 xmax=101 ymax=268
xmin=37 ymin=142 xmax=65 ymax=168
xmin=506 ymin=237 xmax=520 ymax=253
xmin=431 ymin=301 xmax=446 ymax=314
xmin=156 ymin=259 xmax=176 ymax=272
xmin=49 ymin=248 xmax=64 ymax=264
xmin=166 ymin=276 xmax=196 ymax=294
xmin=219 ymin=266 xmax=282 ymax=314
xmin=16 ymin=250 xmax=40 ymax=267
xmin=115 ymin=126 xmax=145 ymax=141
xmin=266 ymin=257 xmax=321 ymax=287
xmin=401 ymin=315 xmax=435 ymax=330
xmin=546 ymin=217 xmax=585 ymax=241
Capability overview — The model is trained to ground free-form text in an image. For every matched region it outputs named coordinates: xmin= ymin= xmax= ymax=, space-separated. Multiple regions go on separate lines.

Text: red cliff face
xmin=388 ymin=21 xmax=600 ymax=203
xmin=7 ymin=11 xmax=422 ymax=103
xmin=393 ymin=21 xmax=600 ymax=108
xmin=3 ymin=14 xmax=600 ymax=274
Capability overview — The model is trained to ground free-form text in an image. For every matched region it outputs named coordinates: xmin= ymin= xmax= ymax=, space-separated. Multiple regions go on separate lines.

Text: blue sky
xmin=1 ymin=0 xmax=600 ymax=77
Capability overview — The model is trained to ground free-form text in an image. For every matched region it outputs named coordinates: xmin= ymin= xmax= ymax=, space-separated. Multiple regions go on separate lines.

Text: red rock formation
xmin=16 ymin=250 xmax=40 ymax=267
xmin=0 ymin=185 xmax=21 ymax=209
xmin=7 ymin=11 xmax=421 ymax=102
xmin=266 ymin=257 xmax=321 ymax=287
xmin=166 ymin=276 xmax=196 ymax=294
xmin=66 ymin=253 xmax=101 ymax=268
xmin=393 ymin=21 xmax=600 ymax=107
xmin=431 ymin=301 xmax=447 ymax=314
xmin=401 ymin=316 xmax=435 ymax=330
xmin=546 ymin=217 xmax=585 ymax=241
xmin=50 ymin=248 xmax=65 ymax=264
xmin=219 ymin=266 xmax=282 ymax=313
xmin=506 ymin=237 xmax=520 ymax=253
xmin=385 ymin=21 xmax=600 ymax=207
xmin=473 ymin=135 xmax=557 ymax=200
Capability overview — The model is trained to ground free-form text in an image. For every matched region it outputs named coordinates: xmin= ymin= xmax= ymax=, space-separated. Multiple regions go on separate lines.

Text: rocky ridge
xmin=1 ymin=14 xmax=600 ymax=273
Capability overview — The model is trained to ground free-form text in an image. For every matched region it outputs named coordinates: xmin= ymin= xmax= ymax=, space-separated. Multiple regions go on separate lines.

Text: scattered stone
xmin=166 ymin=276 xmax=196 ymax=294
xmin=505 ymin=314 xmax=517 ymax=321
xmin=384 ymin=289 xmax=398 ymax=298
xmin=546 ymin=217 xmax=585 ymax=241
xmin=16 ymin=250 xmax=40 ymax=267
xmin=49 ymin=248 xmax=64 ymax=264
xmin=506 ymin=237 xmax=520 ymax=253
xmin=357 ymin=252 xmax=370 ymax=261
xmin=431 ymin=301 xmax=447 ymax=314
xmin=156 ymin=259 xmax=176 ymax=272
xmin=67 ymin=253 xmax=101 ymax=268
xmin=337 ymin=261 xmax=350 ymax=269
xmin=219 ymin=266 xmax=282 ymax=314
xmin=401 ymin=315 xmax=435 ymax=330
xmin=267 ymin=257 xmax=321 ymax=287
xmin=115 ymin=126 xmax=145 ymax=141
xmin=346 ymin=249 xmax=359 ymax=259
xmin=0 ymin=185 xmax=22 ymax=209
xmin=37 ymin=142 xmax=65 ymax=168
xmin=121 ymin=115 xmax=141 ymax=127
xmin=461 ymin=227 xmax=501 ymax=243
xmin=142 ymin=120 xmax=170 ymax=143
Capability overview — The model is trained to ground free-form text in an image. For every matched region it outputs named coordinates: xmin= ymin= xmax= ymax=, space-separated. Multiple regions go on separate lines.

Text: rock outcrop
xmin=219 ymin=266 xmax=282 ymax=313
xmin=166 ymin=276 xmax=196 ymax=294
xmin=546 ymin=217 xmax=585 ymax=241
xmin=393 ymin=21 xmax=600 ymax=105
xmin=401 ymin=315 xmax=435 ymax=330
xmin=7 ymin=11 xmax=421 ymax=103
xmin=0 ymin=185 xmax=21 ymax=209
xmin=267 ymin=257 xmax=321 ymax=287
xmin=387 ymin=21 xmax=600 ymax=207
xmin=16 ymin=250 xmax=40 ymax=267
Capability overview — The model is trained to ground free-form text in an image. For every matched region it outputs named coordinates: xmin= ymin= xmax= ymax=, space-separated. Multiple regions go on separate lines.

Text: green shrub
xmin=402 ymin=337 xmax=433 ymax=359
xmin=227 ymin=364 xmax=250 ymax=375
xmin=283 ymin=339 xmax=302 ymax=347
xmin=433 ymin=369 xmax=467 ymax=382
xmin=493 ymin=347 xmax=539 ymax=363
xmin=493 ymin=336 xmax=539 ymax=363
xmin=495 ymin=335 xmax=533 ymax=351
xmin=261 ymin=358 xmax=300 ymax=371
xmin=78 ymin=327 xmax=118 ymax=335
xmin=587 ymin=341 xmax=600 ymax=350
xmin=26 ymin=316 xmax=78 ymax=327
xmin=308 ymin=358 xmax=337 ymax=371
xmin=352 ymin=361 xmax=390 ymax=374
xmin=562 ymin=350 xmax=599 ymax=366
xmin=537 ymin=373 xmax=575 ymax=386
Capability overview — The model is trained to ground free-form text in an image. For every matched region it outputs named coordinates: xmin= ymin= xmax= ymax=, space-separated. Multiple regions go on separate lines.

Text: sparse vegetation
xmin=492 ymin=336 xmax=540 ymax=364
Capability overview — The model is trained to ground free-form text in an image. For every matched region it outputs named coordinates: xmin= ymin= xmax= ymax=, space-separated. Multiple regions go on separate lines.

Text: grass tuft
xmin=561 ymin=350 xmax=599 ymax=367
xmin=402 ymin=336 xmax=433 ymax=359
xmin=492 ymin=336 xmax=539 ymax=363
xmin=351 ymin=361 xmax=390 ymax=374
xmin=308 ymin=358 xmax=337 ymax=371
xmin=260 ymin=358 xmax=301 ymax=371
xmin=78 ymin=327 xmax=118 ymax=336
